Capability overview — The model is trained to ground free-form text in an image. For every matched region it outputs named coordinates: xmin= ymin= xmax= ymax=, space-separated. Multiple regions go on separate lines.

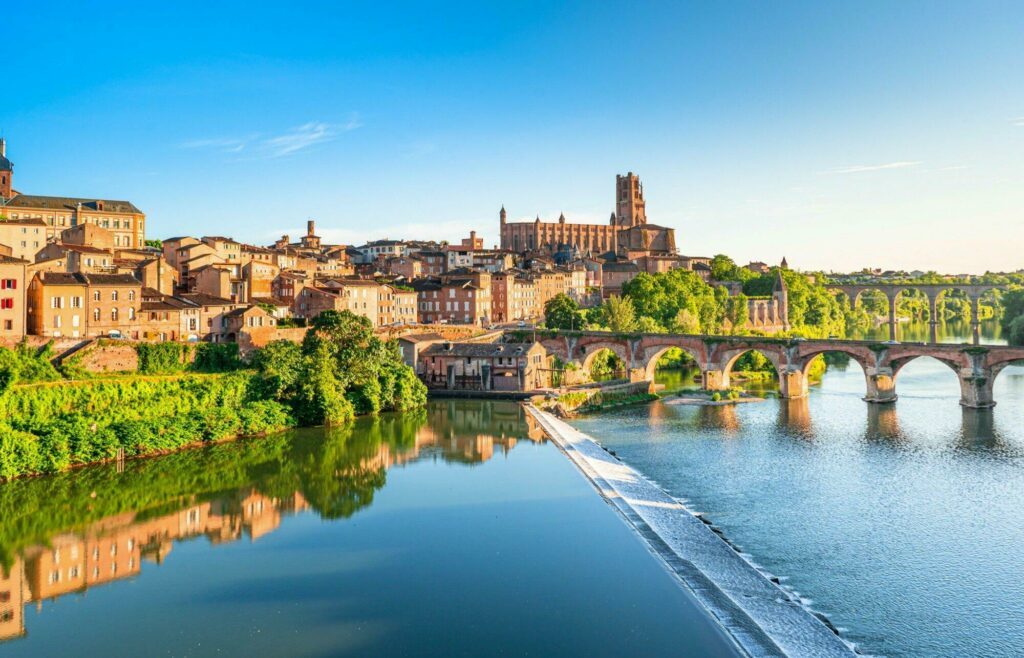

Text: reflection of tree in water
xmin=0 ymin=402 xmax=537 ymax=570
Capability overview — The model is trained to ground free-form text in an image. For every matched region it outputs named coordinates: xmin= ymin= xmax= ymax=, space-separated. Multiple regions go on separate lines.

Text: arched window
xmin=128 ymin=290 xmax=135 ymax=301
xmin=93 ymin=309 xmax=100 ymax=321
xmin=111 ymin=290 xmax=118 ymax=301
xmin=111 ymin=308 xmax=118 ymax=321
xmin=128 ymin=308 xmax=136 ymax=320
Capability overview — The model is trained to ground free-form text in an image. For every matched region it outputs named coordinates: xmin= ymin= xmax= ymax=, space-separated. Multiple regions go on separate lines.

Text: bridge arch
xmin=641 ymin=344 xmax=703 ymax=382
xmin=579 ymin=343 xmax=629 ymax=380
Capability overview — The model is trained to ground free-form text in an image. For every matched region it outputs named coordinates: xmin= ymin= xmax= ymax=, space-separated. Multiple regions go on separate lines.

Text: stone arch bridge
xmin=827 ymin=283 xmax=1006 ymax=344
xmin=539 ymin=331 xmax=1024 ymax=409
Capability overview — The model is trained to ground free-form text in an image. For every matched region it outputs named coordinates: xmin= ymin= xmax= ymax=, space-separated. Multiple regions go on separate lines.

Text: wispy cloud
xmin=179 ymin=114 xmax=362 ymax=159
xmin=179 ymin=136 xmax=253 ymax=153
xmin=824 ymin=161 xmax=922 ymax=175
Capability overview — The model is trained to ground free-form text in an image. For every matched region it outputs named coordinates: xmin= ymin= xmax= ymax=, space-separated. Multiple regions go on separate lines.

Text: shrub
xmin=192 ymin=343 xmax=241 ymax=372
xmin=0 ymin=424 xmax=43 ymax=479
xmin=711 ymin=392 xmax=722 ymax=402
xmin=136 ymin=343 xmax=190 ymax=374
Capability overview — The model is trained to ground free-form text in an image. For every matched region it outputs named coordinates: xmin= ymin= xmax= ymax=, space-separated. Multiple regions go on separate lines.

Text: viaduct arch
xmin=540 ymin=331 xmax=1024 ymax=409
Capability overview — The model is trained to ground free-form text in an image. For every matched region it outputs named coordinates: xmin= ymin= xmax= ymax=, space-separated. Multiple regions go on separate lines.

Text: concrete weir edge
xmin=525 ymin=405 xmax=857 ymax=658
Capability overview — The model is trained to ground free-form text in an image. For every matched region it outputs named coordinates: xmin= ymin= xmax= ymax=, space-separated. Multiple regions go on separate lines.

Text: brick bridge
xmin=539 ymin=331 xmax=1024 ymax=409
xmin=826 ymin=283 xmax=1005 ymax=344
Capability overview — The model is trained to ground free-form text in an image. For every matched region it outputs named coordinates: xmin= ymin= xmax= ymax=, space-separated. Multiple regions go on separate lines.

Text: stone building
xmin=419 ymin=341 xmax=551 ymax=391
xmin=499 ymin=173 xmax=676 ymax=258
xmin=743 ymin=272 xmax=790 ymax=333
xmin=412 ymin=272 xmax=492 ymax=325
xmin=0 ymin=139 xmax=145 ymax=249
xmin=0 ymin=256 xmax=28 ymax=339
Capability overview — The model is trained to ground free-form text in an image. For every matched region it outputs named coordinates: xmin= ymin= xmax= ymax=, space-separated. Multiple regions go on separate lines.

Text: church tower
xmin=773 ymin=271 xmax=790 ymax=331
xmin=0 ymin=138 xmax=12 ymax=200
xmin=614 ymin=172 xmax=646 ymax=227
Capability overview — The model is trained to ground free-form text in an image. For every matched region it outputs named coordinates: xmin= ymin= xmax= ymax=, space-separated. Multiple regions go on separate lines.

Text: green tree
xmin=603 ymin=295 xmax=638 ymax=332
xmin=145 ymin=239 xmax=163 ymax=250
xmin=544 ymin=293 xmax=584 ymax=330
xmin=1009 ymin=315 xmax=1024 ymax=346
xmin=671 ymin=309 xmax=701 ymax=334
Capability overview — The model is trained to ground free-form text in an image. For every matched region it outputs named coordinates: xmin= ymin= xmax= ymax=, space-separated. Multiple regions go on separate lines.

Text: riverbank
xmin=526 ymin=405 xmax=855 ymax=658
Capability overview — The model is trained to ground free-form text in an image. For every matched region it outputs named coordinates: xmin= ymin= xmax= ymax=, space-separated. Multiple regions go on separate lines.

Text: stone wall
xmin=72 ymin=342 xmax=139 ymax=373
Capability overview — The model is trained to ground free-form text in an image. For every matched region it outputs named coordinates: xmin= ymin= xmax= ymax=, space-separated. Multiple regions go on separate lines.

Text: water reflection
xmin=571 ymin=324 xmax=1024 ymax=658
xmin=0 ymin=401 xmax=543 ymax=645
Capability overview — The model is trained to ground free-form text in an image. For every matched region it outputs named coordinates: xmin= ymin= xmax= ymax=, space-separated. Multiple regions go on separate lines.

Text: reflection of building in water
xmin=3 ymin=488 xmax=309 ymax=642
xmin=3 ymin=401 xmax=542 ymax=646
xmin=0 ymin=560 xmax=27 ymax=641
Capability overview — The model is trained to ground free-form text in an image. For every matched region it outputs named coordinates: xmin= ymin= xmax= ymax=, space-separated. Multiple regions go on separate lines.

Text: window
xmin=93 ymin=309 xmax=100 ymax=321
xmin=93 ymin=291 xmax=100 ymax=301
xmin=128 ymin=290 xmax=135 ymax=301
xmin=71 ymin=296 xmax=82 ymax=308
xmin=0 ymin=298 xmax=12 ymax=310
xmin=51 ymin=297 xmax=63 ymax=309
xmin=111 ymin=308 xmax=118 ymax=321
xmin=128 ymin=308 xmax=135 ymax=320
xmin=3 ymin=320 xmax=11 ymax=331
xmin=111 ymin=290 xmax=118 ymax=301
xmin=0 ymin=279 xmax=16 ymax=289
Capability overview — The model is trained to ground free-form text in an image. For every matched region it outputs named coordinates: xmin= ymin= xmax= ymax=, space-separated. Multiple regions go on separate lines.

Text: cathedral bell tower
xmin=614 ymin=172 xmax=646 ymax=227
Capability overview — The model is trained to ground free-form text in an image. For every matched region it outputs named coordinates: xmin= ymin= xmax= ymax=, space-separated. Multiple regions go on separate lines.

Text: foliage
xmin=1009 ymin=315 xmax=1024 ymax=347
xmin=0 ymin=312 xmax=428 ymax=480
xmin=588 ymin=349 xmax=624 ymax=379
xmin=0 ymin=341 xmax=62 ymax=389
xmin=602 ymin=295 xmax=638 ymax=332
xmin=144 ymin=239 xmax=163 ymax=250
xmin=135 ymin=342 xmax=191 ymax=374
xmin=710 ymin=254 xmax=757 ymax=283
xmin=544 ymin=293 xmax=584 ymax=331
xmin=193 ymin=342 xmax=242 ymax=372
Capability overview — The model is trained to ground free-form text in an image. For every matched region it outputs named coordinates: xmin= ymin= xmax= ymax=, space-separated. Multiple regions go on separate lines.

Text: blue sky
xmin=3 ymin=1 xmax=1022 ymax=273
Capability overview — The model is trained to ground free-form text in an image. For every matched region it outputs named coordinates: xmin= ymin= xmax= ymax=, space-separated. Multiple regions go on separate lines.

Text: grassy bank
xmin=0 ymin=310 xmax=428 ymax=481
xmin=0 ymin=372 xmax=295 ymax=479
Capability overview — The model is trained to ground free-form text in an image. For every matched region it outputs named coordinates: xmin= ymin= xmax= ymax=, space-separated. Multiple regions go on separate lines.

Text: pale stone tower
xmin=614 ymin=172 xmax=646 ymax=227
xmin=773 ymin=271 xmax=790 ymax=330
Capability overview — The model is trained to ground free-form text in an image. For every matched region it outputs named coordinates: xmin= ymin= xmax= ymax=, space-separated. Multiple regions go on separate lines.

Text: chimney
xmin=307 ymin=220 xmax=315 ymax=236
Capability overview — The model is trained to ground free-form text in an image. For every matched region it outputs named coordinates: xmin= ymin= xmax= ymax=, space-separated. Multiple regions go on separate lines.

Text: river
xmin=570 ymin=320 xmax=1024 ymax=658
xmin=0 ymin=400 xmax=740 ymax=657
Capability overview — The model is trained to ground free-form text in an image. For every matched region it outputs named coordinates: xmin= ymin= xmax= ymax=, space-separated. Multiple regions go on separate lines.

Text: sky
xmin=2 ymin=1 xmax=1023 ymax=274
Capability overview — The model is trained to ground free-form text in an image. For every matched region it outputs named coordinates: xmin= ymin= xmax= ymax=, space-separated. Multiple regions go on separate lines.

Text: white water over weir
xmin=526 ymin=405 xmax=856 ymax=658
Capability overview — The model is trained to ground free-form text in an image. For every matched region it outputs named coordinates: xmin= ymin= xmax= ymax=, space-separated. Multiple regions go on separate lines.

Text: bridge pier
xmin=778 ymin=369 xmax=809 ymax=399
xmin=959 ymin=370 xmax=995 ymax=409
xmin=888 ymin=296 xmax=898 ymax=342
xmin=969 ymin=296 xmax=982 ymax=346
xmin=864 ymin=369 xmax=898 ymax=404
xmin=628 ymin=368 xmax=649 ymax=384
xmin=703 ymin=369 xmax=729 ymax=391
xmin=928 ymin=296 xmax=939 ymax=344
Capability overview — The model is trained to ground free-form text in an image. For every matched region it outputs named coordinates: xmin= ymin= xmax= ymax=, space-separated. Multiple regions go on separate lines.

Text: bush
xmin=193 ymin=343 xmax=241 ymax=372
xmin=239 ymin=400 xmax=294 ymax=435
xmin=0 ymin=424 xmax=43 ymax=479
xmin=136 ymin=343 xmax=190 ymax=374
xmin=711 ymin=392 xmax=722 ymax=402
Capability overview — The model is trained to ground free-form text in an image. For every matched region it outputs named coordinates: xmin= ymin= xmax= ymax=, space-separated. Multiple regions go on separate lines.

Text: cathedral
xmin=498 ymin=173 xmax=677 ymax=258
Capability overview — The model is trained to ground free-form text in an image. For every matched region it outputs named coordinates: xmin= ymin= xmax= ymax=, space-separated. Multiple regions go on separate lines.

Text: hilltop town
xmin=0 ymin=140 xmax=797 ymax=345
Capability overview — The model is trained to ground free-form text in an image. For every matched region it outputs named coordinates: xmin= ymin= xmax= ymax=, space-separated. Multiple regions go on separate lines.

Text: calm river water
xmin=571 ymin=320 xmax=1024 ymax=658
xmin=0 ymin=401 xmax=740 ymax=657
